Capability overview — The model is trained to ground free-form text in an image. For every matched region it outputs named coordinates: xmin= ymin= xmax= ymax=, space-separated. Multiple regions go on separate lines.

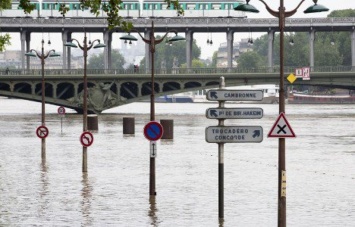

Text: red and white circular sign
xmin=80 ymin=131 xmax=94 ymax=147
xmin=57 ymin=106 xmax=66 ymax=115
xmin=36 ymin=125 xmax=49 ymax=139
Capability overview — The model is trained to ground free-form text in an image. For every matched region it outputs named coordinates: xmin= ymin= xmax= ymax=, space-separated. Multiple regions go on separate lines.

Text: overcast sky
xmin=4 ymin=0 xmax=354 ymax=60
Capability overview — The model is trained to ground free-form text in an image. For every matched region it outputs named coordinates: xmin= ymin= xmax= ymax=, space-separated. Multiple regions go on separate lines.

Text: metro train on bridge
xmin=0 ymin=0 xmax=246 ymax=18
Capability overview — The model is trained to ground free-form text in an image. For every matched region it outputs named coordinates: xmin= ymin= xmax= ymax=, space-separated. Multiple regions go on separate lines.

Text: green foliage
xmin=211 ymin=51 xmax=218 ymax=68
xmin=88 ymin=49 xmax=125 ymax=69
xmin=139 ymin=37 xmax=200 ymax=70
xmin=237 ymin=51 xmax=265 ymax=69
xmin=328 ymin=9 xmax=355 ymax=17
xmin=19 ymin=0 xmax=36 ymax=14
xmin=0 ymin=34 xmax=11 ymax=52
xmin=181 ymin=59 xmax=207 ymax=68
xmin=0 ymin=0 xmax=11 ymax=10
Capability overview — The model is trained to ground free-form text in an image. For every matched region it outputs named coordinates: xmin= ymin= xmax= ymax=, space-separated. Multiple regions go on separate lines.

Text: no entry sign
xmin=80 ymin=131 xmax=94 ymax=147
xmin=144 ymin=121 xmax=164 ymax=141
xmin=36 ymin=125 xmax=49 ymax=139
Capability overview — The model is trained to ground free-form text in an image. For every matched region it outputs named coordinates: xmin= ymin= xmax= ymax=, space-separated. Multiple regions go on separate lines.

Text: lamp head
xmin=64 ymin=42 xmax=78 ymax=48
xmin=304 ymin=0 xmax=329 ymax=13
xmin=93 ymin=42 xmax=106 ymax=49
xmin=234 ymin=0 xmax=259 ymax=13
xmin=49 ymin=52 xmax=60 ymax=57
xmin=25 ymin=51 xmax=36 ymax=57
xmin=168 ymin=34 xmax=185 ymax=42
xmin=120 ymin=33 xmax=138 ymax=42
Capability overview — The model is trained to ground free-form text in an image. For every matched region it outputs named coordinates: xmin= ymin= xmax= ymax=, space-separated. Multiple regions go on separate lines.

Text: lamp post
xmin=64 ymin=32 xmax=106 ymax=172
xmin=25 ymin=39 xmax=60 ymax=162
xmin=235 ymin=0 xmax=328 ymax=226
xmin=120 ymin=21 xmax=185 ymax=197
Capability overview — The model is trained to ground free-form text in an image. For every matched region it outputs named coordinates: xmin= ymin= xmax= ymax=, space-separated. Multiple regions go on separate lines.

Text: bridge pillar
xmin=21 ymin=30 xmax=31 ymax=70
xmin=351 ymin=29 xmax=355 ymax=71
xmin=104 ymin=30 xmax=112 ymax=70
xmin=309 ymin=29 xmax=315 ymax=72
xmin=268 ymin=30 xmax=275 ymax=72
xmin=62 ymin=31 xmax=71 ymax=70
xmin=185 ymin=30 xmax=193 ymax=69
xmin=138 ymin=82 xmax=143 ymax=97
xmin=145 ymin=30 xmax=151 ymax=74
xmin=226 ymin=30 xmax=234 ymax=71
xmin=116 ymin=82 xmax=122 ymax=100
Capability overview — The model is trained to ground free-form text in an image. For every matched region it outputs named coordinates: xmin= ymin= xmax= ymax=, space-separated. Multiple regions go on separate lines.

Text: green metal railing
xmin=0 ymin=66 xmax=354 ymax=76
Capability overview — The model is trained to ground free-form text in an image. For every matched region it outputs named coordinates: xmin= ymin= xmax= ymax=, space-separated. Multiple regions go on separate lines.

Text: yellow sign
xmin=281 ymin=170 xmax=286 ymax=197
xmin=287 ymin=73 xmax=297 ymax=84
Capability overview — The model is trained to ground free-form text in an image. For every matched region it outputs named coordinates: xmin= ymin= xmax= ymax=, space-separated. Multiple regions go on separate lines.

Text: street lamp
xmin=25 ymin=39 xmax=60 ymax=162
xmin=64 ymin=32 xmax=106 ymax=172
xmin=120 ymin=21 xmax=185 ymax=197
xmin=235 ymin=0 xmax=328 ymax=226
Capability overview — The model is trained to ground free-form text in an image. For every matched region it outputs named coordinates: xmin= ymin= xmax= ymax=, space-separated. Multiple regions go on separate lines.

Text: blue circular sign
xmin=144 ymin=121 xmax=164 ymax=141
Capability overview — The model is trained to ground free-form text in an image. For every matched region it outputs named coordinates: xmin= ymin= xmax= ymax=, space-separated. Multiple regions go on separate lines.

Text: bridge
xmin=0 ymin=17 xmax=355 ymax=71
xmin=0 ymin=67 xmax=354 ymax=113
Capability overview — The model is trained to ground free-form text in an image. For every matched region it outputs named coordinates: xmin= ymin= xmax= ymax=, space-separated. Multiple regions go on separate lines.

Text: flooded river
xmin=0 ymin=99 xmax=354 ymax=226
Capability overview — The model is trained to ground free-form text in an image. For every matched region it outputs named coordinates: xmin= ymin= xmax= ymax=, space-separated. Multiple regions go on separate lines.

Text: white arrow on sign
xmin=150 ymin=141 xmax=157 ymax=158
xmin=206 ymin=89 xmax=263 ymax=101
xmin=205 ymin=126 xmax=263 ymax=143
xmin=206 ymin=107 xmax=263 ymax=119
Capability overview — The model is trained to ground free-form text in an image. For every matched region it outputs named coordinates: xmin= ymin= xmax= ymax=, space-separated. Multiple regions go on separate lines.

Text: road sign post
xmin=205 ymin=77 xmax=264 ymax=220
xmin=58 ymin=106 xmax=65 ymax=134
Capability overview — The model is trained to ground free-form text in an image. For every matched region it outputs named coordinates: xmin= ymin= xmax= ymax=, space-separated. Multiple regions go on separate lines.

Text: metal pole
xmin=149 ymin=21 xmax=156 ymax=197
xmin=41 ymin=39 xmax=46 ymax=161
xmin=83 ymin=33 xmax=88 ymax=173
xmin=278 ymin=1 xmax=286 ymax=226
xmin=218 ymin=76 xmax=225 ymax=219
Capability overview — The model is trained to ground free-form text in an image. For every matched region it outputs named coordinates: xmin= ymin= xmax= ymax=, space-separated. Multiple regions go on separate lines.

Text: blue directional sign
xmin=144 ymin=121 xmax=164 ymax=141
xmin=205 ymin=126 xmax=263 ymax=143
xmin=206 ymin=107 xmax=263 ymax=119
xmin=206 ymin=89 xmax=263 ymax=101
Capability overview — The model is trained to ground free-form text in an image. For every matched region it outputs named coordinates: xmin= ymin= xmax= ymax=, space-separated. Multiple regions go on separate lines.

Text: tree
xmin=139 ymin=36 xmax=201 ymax=70
xmin=88 ymin=49 xmax=125 ymax=69
xmin=211 ymin=51 xmax=218 ymax=68
xmin=237 ymin=51 xmax=265 ymax=69
xmin=181 ymin=59 xmax=207 ymax=68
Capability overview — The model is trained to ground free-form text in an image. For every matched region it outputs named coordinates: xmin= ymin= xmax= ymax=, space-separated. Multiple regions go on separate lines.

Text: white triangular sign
xmin=268 ymin=113 xmax=296 ymax=138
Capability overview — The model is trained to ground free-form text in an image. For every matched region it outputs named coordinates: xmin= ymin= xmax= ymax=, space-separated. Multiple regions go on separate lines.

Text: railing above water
xmin=0 ymin=66 xmax=354 ymax=76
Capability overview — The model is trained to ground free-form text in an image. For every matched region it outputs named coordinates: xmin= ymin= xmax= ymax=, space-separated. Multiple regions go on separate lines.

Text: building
xmin=216 ymin=38 xmax=253 ymax=67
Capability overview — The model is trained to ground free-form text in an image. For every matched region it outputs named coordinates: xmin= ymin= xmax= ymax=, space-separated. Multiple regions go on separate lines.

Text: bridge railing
xmin=0 ymin=66 xmax=353 ymax=76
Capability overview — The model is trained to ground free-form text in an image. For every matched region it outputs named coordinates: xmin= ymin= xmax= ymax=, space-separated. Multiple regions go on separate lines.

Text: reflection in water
xmin=148 ymin=197 xmax=158 ymax=227
xmin=219 ymin=218 xmax=224 ymax=227
xmin=38 ymin=162 xmax=49 ymax=218
xmin=81 ymin=173 xmax=93 ymax=226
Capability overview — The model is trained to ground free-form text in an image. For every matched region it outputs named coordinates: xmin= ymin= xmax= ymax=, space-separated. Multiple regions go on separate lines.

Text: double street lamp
xmin=25 ymin=39 xmax=60 ymax=162
xmin=65 ymin=32 xmax=106 ymax=172
xmin=235 ymin=0 xmax=328 ymax=226
xmin=120 ymin=21 xmax=185 ymax=197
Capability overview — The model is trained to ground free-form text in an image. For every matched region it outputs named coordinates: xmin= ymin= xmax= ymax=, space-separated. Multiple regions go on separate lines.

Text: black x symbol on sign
xmin=277 ymin=124 xmax=287 ymax=134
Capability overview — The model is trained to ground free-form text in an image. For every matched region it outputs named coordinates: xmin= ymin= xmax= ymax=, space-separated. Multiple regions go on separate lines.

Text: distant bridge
xmin=0 ymin=66 xmax=354 ymax=113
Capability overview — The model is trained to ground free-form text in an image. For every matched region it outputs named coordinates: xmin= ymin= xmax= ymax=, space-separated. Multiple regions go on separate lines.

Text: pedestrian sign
xmin=268 ymin=113 xmax=296 ymax=138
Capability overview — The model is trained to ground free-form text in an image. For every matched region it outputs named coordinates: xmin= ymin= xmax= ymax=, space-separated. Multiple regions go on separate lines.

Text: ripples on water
xmin=0 ymin=99 xmax=354 ymax=226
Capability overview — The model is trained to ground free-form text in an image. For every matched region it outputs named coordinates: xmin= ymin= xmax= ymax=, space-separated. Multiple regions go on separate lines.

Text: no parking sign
xmin=143 ymin=121 xmax=164 ymax=141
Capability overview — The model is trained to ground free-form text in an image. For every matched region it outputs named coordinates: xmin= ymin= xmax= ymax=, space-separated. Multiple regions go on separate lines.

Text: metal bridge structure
xmin=0 ymin=17 xmax=355 ymax=71
xmin=0 ymin=66 xmax=354 ymax=113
